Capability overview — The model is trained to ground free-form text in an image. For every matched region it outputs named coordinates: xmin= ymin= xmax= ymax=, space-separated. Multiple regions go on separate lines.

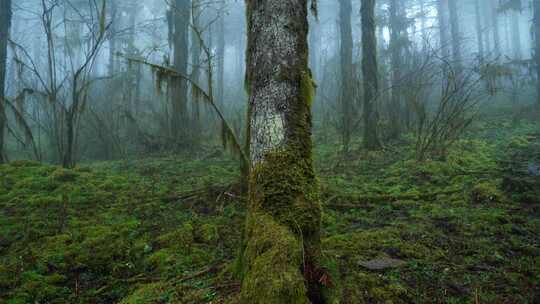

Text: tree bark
xmin=534 ymin=0 xmax=540 ymax=107
xmin=361 ymin=0 xmax=381 ymax=149
xmin=239 ymin=1 xmax=327 ymax=303
xmin=108 ymin=0 xmax=117 ymax=76
xmin=419 ymin=0 xmax=427 ymax=49
xmin=448 ymin=0 xmax=462 ymax=70
xmin=511 ymin=10 xmax=522 ymax=60
xmin=339 ymin=0 xmax=354 ymax=152
xmin=170 ymin=0 xmax=190 ymax=146
xmin=389 ymin=0 xmax=403 ymax=139
xmin=0 ymin=0 xmax=12 ymax=163
xmin=437 ymin=0 xmax=450 ymax=60
xmin=474 ymin=0 xmax=485 ymax=62
xmin=489 ymin=0 xmax=501 ymax=58
xmin=217 ymin=3 xmax=225 ymax=108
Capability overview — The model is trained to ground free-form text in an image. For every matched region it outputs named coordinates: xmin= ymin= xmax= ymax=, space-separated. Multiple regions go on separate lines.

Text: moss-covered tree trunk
xmin=239 ymin=1 xmax=328 ymax=303
xmin=361 ymin=0 xmax=381 ymax=150
xmin=0 ymin=0 xmax=11 ymax=164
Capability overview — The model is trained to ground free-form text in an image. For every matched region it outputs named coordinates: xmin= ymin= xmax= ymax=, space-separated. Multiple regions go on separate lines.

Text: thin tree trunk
xmin=511 ymin=10 xmax=522 ymax=60
xmin=190 ymin=0 xmax=201 ymax=141
xmin=108 ymin=1 xmax=117 ymax=76
xmin=362 ymin=0 xmax=381 ymax=149
xmin=437 ymin=0 xmax=450 ymax=60
xmin=239 ymin=0 xmax=328 ymax=303
xmin=474 ymin=0 xmax=485 ymax=62
xmin=483 ymin=0 xmax=492 ymax=57
xmin=0 ymin=0 xmax=12 ymax=163
xmin=448 ymin=0 xmax=462 ymax=69
xmin=217 ymin=4 xmax=225 ymax=108
xmin=339 ymin=0 xmax=353 ymax=152
xmin=63 ymin=111 xmax=74 ymax=168
xmin=419 ymin=0 xmax=427 ymax=49
xmin=490 ymin=0 xmax=501 ymax=58
xmin=389 ymin=0 xmax=403 ymax=139
xmin=534 ymin=0 xmax=540 ymax=106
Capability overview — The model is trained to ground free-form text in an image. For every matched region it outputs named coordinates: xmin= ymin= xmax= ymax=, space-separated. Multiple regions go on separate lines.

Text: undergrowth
xmin=0 ymin=113 xmax=539 ymax=303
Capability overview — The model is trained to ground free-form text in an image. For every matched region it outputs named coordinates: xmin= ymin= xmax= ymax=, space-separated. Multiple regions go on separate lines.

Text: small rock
xmin=527 ymin=162 xmax=540 ymax=176
xmin=357 ymin=257 xmax=406 ymax=270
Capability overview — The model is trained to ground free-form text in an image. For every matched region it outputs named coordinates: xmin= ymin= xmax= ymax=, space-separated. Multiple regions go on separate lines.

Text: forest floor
xmin=1 ymin=106 xmax=539 ymax=303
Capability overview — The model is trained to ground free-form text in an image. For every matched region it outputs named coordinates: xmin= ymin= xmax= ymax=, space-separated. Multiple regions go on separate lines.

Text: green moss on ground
xmin=0 ymin=115 xmax=539 ymax=303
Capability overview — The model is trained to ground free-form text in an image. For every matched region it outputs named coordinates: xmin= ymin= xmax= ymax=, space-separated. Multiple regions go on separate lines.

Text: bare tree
xmin=11 ymin=0 xmax=110 ymax=167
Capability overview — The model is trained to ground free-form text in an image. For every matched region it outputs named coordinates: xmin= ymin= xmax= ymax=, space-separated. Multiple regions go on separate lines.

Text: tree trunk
xmin=490 ymin=0 xmax=501 ymax=58
xmin=389 ymin=0 xmax=403 ymax=139
xmin=63 ymin=111 xmax=75 ymax=168
xmin=534 ymin=0 xmax=540 ymax=106
xmin=191 ymin=0 xmax=201 ymax=141
xmin=170 ymin=0 xmax=190 ymax=146
xmin=511 ymin=10 xmax=522 ymax=60
xmin=474 ymin=0 xmax=485 ymax=61
xmin=217 ymin=4 xmax=225 ymax=108
xmin=339 ymin=0 xmax=354 ymax=152
xmin=483 ymin=0 xmax=492 ymax=57
xmin=108 ymin=1 xmax=117 ymax=76
xmin=239 ymin=1 xmax=328 ymax=303
xmin=448 ymin=0 xmax=461 ymax=69
xmin=0 ymin=0 xmax=12 ymax=163
xmin=437 ymin=0 xmax=450 ymax=60
xmin=419 ymin=0 xmax=427 ymax=49
xmin=361 ymin=0 xmax=381 ymax=149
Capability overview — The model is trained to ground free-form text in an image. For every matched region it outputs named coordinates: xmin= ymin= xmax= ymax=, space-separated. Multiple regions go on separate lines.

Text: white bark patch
xmin=250 ymin=80 xmax=292 ymax=165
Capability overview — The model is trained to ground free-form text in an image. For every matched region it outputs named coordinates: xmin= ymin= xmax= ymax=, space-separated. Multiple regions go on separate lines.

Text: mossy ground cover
xmin=1 ymin=113 xmax=539 ymax=303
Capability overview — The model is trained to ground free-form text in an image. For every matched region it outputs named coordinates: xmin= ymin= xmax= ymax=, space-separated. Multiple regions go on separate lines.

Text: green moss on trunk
xmin=239 ymin=147 xmax=333 ymax=303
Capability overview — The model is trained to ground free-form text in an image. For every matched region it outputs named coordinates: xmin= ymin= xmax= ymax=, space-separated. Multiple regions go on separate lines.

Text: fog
xmin=0 ymin=0 xmax=537 ymax=164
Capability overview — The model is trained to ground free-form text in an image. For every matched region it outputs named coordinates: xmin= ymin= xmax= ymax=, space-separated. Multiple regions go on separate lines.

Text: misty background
xmin=1 ymin=0 xmax=538 ymax=166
